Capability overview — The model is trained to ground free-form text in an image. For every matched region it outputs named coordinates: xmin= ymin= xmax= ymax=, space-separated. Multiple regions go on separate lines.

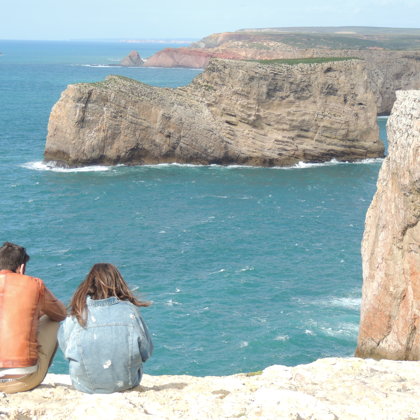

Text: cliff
xmin=145 ymin=31 xmax=420 ymax=114
xmin=1 ymin=358 xmax=420 ymax=419
xmin=356 ymin=90 xmax=420 ymax=360
xmin=44 ymin=58 xmax=383 ymax=167
xmin=143 ymin=47 xmax=242 ymax=68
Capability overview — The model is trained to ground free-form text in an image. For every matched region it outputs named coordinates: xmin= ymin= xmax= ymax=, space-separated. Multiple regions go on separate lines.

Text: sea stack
xmin=44 ymin=58 xmax=384 ymax=167
xmin=356 ymin=90 xmax=420 ymax=360
xmin=120 ymin=50 xmax=144 ymax=67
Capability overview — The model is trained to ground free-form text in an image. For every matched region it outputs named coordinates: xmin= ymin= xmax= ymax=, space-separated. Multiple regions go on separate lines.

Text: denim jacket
xmin=58 ymin=297 xmax=153 ymax=394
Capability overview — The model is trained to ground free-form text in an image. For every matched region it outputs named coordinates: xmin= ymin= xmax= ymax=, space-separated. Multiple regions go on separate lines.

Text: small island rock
xmin=120 ymin=50 xmax=144 ymax=67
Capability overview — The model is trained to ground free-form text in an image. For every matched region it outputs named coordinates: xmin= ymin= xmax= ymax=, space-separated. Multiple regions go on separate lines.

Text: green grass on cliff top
xmin=252 ymin=57 xmax=358 ymax=65
xmin=230 ymin=29 xmax=420 ymax=50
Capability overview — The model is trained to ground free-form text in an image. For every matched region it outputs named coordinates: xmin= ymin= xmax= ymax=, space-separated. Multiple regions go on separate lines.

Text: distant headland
xmin=132 ymin=26 xmax=420 ymax=115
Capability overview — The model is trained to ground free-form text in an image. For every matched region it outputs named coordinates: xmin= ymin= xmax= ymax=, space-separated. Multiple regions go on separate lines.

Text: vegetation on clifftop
xmin=196 ymin=28 xmax=420 ymax=50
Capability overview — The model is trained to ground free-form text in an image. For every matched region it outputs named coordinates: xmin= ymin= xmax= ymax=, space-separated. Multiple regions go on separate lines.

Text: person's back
xmin=0 ymin=242 xmax=66 ymax=393
xmin=58 ymin=263 xmax=153 ymax=394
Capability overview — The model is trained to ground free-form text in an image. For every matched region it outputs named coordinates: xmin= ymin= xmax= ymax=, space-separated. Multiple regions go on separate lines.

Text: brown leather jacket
xmin=0 ymin=270 xmax=67 ymax=368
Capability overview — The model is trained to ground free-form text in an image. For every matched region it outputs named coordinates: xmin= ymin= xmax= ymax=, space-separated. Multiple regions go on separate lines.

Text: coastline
xmin=2 ymin=357 xmax=419 ymax=419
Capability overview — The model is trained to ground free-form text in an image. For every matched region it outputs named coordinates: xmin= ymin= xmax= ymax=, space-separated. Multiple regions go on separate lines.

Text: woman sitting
xmin=58 ymin=263 xmax=153 ymax=393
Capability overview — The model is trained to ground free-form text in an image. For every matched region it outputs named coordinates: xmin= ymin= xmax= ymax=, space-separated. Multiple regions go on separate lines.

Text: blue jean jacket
xmin=58 ymin=297 xmax=153 ymax=394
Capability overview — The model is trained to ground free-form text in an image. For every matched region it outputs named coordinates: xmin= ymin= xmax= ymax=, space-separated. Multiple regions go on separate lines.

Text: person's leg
xmin=0 ymin=316 xmax=59 ymax=393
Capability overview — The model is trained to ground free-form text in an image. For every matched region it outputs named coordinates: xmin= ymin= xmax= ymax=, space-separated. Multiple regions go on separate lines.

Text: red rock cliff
xmin=356 ymin=90 xmax=420 ymax=360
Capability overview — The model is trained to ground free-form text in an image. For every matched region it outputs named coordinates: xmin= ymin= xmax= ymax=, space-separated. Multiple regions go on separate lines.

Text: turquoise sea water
xmin=0 ymin=41 xmax=388 ymax=376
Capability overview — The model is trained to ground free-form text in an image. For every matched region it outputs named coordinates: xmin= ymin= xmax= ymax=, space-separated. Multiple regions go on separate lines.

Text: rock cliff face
xmin=145 ymin=33 xmax=420 ymax=114
xmin=335 ymin=51 xmax=420 ymax=115
xmin=2 ymin=358 xmax=420 ymax=419
xmin=356 ymin=90 xmax=420 ymax=360
xmin=120 ymin=50 xmax=144 ymax=67
xmin=143 ymin=47 xmax=240 ymax=68
xmin=44 ymin=59 xmax=383 ymax=167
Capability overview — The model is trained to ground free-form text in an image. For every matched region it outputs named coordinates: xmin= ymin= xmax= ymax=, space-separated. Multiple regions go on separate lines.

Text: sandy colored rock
xmin=146 ymin=31 xmax=420 ymax=114
xmin=120 ymin=50 xmax=144 ymax=67
xmin=44 ymin=58 xmax=383 ymax=167
xmin=356 ymin=90 xmax=420 ymax=360
xmin=1 ymin=358 xmax=419 ymax=419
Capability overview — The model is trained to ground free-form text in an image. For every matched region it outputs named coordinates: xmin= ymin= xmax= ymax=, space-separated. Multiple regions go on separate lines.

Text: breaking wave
xmin=21 ymin=161 xmax=111 ymax=173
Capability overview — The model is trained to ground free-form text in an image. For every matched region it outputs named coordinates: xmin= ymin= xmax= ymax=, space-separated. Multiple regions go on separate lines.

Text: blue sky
xmin=1 ymin=0 xmax=419 ymax=40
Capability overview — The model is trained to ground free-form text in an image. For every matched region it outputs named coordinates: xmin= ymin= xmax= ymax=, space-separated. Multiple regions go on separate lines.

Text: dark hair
xmin=70 ymin=263 xmax=151 ymax=327
xmin=0 ymin=242 xmax=30 ymax=272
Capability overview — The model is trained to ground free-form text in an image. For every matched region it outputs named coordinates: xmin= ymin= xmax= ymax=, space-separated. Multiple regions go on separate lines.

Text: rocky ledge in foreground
xmin=44 ymin=58 xmax=383 ymax=167
xmin=1 ymin=358 xmax=419 ymax=420
xmin=356 ymin=90 xmax=420 ymax=360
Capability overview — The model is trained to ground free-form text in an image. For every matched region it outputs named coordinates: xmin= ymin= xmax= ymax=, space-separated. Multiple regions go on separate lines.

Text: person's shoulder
xmin=119 ymin=300 xmax=140 ymax=310
xmin=11 ymin=272 xmax=45 ymax=287
xmin=114 ymin=300 xmax=141 ymax=317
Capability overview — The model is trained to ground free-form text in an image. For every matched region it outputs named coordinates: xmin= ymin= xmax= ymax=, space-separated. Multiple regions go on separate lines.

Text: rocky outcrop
xmin=44 ymin=58 xmax=383 ymax=167
xmin=1 ymin=358 xmax=419 ymax=419
xmin=143 ymin=47 xmax=239 ymax=68
xmin=356 ymin=90 xmax=420 ymax=360
xmin=146 ymin=31 xmax=420 ymax=114
xmin=120 ymin=50 xmax=144 ymax=66
xmin=328 ymin=50 xmax=420 ymax=115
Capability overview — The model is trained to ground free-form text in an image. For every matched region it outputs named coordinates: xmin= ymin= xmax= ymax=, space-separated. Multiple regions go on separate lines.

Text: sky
xmin=1 ymin=0 xmax=419 ymax=41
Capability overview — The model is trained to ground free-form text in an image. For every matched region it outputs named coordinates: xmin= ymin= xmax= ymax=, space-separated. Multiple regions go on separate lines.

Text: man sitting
xmin=0 ymin=242 xmax=66 ymax=393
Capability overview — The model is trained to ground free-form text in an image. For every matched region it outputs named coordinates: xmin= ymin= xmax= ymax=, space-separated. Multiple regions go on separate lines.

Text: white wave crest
xmin=274 ymin=335 xmax=289 ymax=342
xmin=79 ymin=64 xmax=120 ymax=68
xmin=21 ymin=158 xmax=383 ymax=173
xmin=165 ymin=299 xmax=181 ymax=306
xmin=143 ymin=162 xmax=202 ymax=168
xmin=328 ymin=297 xmax=361 ymax=310
xmin=221 ymin=158 xmax=384 ymax=170
xmin=209 ymin=268 xmax=226 ymax=275
xmin=238 ymin=266 xmax=254 ymax=273
xmin=289 ymin=158 xmax=384 ymax=169
xmin=319 ymin=322 xmax=359 ymax=338
xmin=21 ymin=161 xmax=111 ymax=173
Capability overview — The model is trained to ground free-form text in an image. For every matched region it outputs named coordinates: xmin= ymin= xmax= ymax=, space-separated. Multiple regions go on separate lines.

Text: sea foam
xmin=21 ymin=161 xmax=111 ymax=173
xmin=21 ymin=159 xmax=383 ymax=173
xmin=328 ymin=297 xmax=361 ymax=310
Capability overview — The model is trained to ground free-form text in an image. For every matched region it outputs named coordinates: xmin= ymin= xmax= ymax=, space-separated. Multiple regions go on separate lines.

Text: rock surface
xmin=143 ymin=47 xmax=240 ymax=68
xmin=146 ymin=32 xmax=420 ymax=114
xmin=120 ymin=50 xmax=144 ymax=67
xmin=1 ymin=358 xmax=419 ymax=419
xmin=44 ymin=58 xmax=383 ymax=167
xmin=356 ymin=90 xmax=420 ymax=360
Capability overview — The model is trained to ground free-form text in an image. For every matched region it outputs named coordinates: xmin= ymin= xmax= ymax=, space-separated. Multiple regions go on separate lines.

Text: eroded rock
xmin=146 ymin=32 xmax=420 ymax=114
xmin=356 ymin=90 xmax=420 ymax=360
xmin=44 ymin=58 xmax=384 ymax=167
xmin=1 ymin=358 xmax=419 ymax=419
xmin=120 ymin=50 xmax=144 ymax=67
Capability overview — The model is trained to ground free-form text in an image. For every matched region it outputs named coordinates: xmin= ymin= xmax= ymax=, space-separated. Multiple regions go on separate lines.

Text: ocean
xmin=0 ymin=40 xmax=388 ymax=376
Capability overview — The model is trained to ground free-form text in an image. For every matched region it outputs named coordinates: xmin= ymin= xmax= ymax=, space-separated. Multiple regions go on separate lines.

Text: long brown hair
xmin=70 ymin=263 xmax=150 ymax=326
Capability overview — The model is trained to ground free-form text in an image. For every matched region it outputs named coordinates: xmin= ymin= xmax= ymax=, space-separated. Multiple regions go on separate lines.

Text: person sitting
xmin=0 ymin=242 xmax=67 ymax=393
xmin=58 ymin=263 xmax=153 ymax=393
